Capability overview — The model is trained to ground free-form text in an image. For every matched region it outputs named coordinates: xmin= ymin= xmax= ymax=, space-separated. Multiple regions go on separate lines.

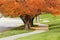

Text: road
xmin=0 ymin=18 xmax=24 ymax=32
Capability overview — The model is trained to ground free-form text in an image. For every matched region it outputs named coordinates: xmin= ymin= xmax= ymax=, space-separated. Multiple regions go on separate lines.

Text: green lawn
xmin=16 ymin=28 xmax=60 ymax=40
xmin=16 ymin=13 xmax=60 ymax=40
xmin=34 ymin=13 xmax=60 ymax=28
xmin=0 ymin=29 xmax=33 ymax=38
xmin=0 ymin=13 xmax=60 ymax=39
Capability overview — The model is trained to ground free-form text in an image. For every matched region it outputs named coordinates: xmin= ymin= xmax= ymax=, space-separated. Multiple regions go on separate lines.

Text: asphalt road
xmin=0 ymin=18 xmax=24 ymax=32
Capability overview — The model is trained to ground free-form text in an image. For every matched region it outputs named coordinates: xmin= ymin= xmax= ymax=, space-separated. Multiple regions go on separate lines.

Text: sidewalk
xmin=0 ymin=30 xmax=46 ymax=40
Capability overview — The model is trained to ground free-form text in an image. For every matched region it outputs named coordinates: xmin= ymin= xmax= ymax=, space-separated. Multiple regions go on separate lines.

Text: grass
xmin=0 ymin=13 xmax=60 ymax=39
xmin=16 ymin=13 xmax=60 ymax=40
xmin=0 ymin=26 xmax=33 ymax=38
xmin=16 ymin=28 xmax=60 ymax=40
xmin=34 ymin=13 xmax=60 ymax=27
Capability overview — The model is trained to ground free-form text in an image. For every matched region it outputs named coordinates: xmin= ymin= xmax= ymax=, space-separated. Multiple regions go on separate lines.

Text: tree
xmin=0 ymin=0 xmax=60 ymax=30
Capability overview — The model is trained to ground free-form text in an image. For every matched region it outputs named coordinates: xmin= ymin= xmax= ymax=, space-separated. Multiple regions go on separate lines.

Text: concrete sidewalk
xmin=0 ymin=30 xmax=46 ymax=40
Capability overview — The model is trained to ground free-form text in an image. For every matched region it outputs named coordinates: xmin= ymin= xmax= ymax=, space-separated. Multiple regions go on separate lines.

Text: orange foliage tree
xmin=0 ymin=0 xmax=60 ymax=30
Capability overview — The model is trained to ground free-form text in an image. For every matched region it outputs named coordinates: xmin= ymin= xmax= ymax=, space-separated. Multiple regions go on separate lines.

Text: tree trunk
xmin=20 ymin=15 xmax=34 ymax=30
xmin=30 ymin=18 xmax=34 ymax=26
xmin=36 ymin=15 xmax=40 ymax=24
xmin=24 ymin=20 xmax=31 ymax=30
